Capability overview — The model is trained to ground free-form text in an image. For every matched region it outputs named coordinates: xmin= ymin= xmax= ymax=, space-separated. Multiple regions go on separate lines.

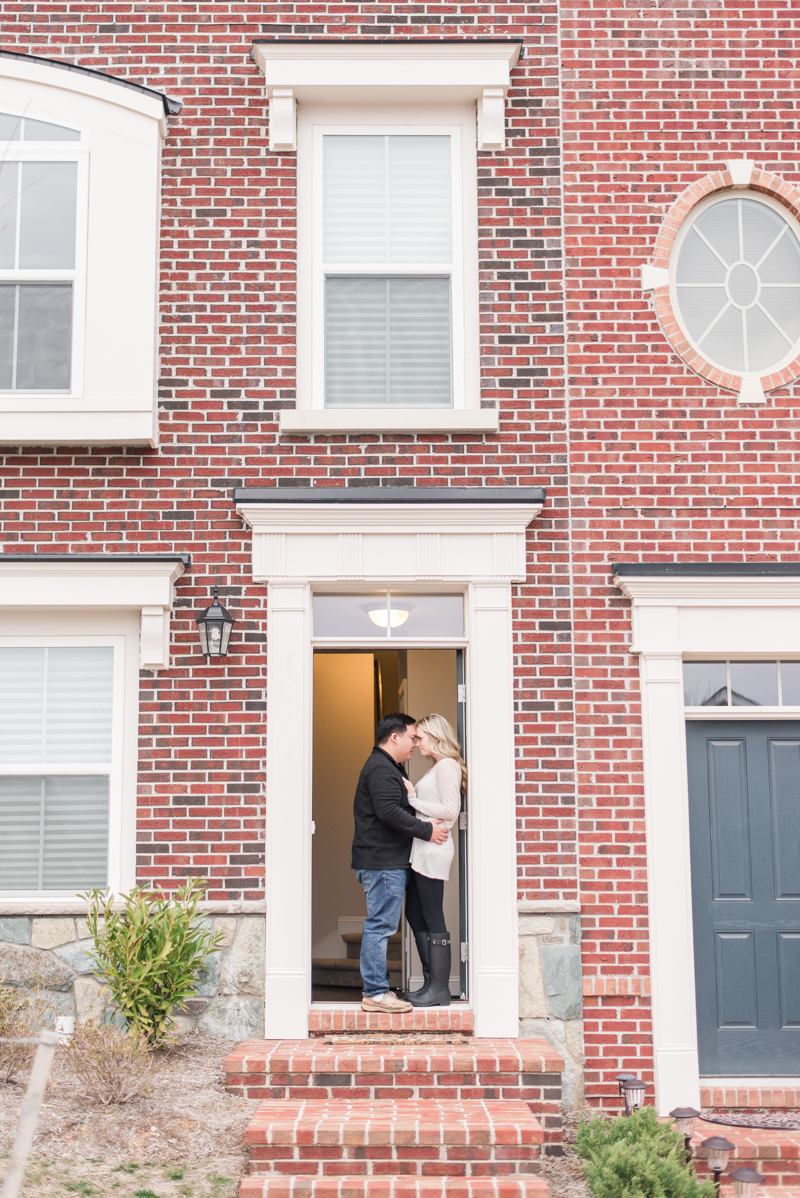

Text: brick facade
xmin=3 ymin=0 xmax=798 ymax=1109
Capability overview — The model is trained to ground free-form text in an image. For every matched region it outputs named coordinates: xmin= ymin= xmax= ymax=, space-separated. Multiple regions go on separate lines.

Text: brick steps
xmin=245 ymin=1099 xmax=544 ymax=1178
xmin=702 ymin=1086 xmax=800 ymax=1109
xmin=692 ymin=1124 xmax=800 ymax=1188
xmin=307 ymin=1010 xmax=474 ymax=1037
xmin=239 ymin=1177 xmax=551 ymax=1198
xmin=224 ymin=1039 xmax=565 ymax=1147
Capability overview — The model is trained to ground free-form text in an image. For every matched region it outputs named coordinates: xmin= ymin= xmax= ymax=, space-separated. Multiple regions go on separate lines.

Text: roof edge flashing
xmin=0 ymin=48 xmax=182 ymax=116
xmin=233 ymin=486 xmax=546 ymax=505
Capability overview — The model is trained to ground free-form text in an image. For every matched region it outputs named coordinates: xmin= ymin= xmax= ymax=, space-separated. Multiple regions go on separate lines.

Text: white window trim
xmin=669 ymin=189 xmax=800 ymax=385
xmin=0 ymin=106 xmax=89 ymax=400
xmin=251 ymin=41 xmax=521 ymax=436
xmin=311 ymin=122 xmax=464 ymax=413
xmin=0 ymin=56 xmax=167 ymax=446
xmin=0 ymin=633 xmax=125 ymax=902
xmin=291 ymin=102 xmax=490 ymax=435
xmin=0 ymin=557 xmax=187 ymax=671
xmin=614 ymin=570 xmax=800 ymax=1114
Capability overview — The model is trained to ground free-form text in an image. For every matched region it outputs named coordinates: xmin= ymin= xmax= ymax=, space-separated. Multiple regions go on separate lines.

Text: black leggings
xmin=405 ymin=870 xmax=448 ymax=935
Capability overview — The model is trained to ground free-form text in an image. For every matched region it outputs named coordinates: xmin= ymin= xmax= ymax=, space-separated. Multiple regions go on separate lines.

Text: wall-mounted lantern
xmin=196 ymin=585 xmax=235 ymax=660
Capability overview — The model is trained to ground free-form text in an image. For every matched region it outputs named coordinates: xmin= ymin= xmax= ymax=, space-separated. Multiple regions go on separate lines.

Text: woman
xmin=402 ymin=713 xmax=467 ymax=1007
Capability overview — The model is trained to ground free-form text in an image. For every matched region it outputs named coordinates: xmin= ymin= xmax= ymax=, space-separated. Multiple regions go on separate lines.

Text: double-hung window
xmin=0 ymin=643 xmax=120 ymax=896
xmin=0 ymin=109 xmax=87 ymax=394
xmin=314 ymin=127 xmax=463 ymax=409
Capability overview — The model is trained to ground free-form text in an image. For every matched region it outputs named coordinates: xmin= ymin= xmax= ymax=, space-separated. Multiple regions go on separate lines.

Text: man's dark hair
xmin=376 ymin=712 xmax=415 ymax=745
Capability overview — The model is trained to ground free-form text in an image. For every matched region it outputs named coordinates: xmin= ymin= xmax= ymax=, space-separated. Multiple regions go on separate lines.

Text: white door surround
xmin=235 ymin=486 xmax=545 ymax=1039
xmin=614 ymin=563 xmax=800 ymax=1113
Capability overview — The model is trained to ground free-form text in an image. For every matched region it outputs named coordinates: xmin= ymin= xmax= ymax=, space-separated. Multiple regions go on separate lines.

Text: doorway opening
xmin=311 ymin=647 xmax=467 ymax=1003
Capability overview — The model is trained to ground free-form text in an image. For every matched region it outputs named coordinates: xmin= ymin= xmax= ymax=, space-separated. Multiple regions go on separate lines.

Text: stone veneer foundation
xmin=0 ymin=905 xmax=266 ymax=1038
xmin=517 ymin=904 xmax=583 ymax=1109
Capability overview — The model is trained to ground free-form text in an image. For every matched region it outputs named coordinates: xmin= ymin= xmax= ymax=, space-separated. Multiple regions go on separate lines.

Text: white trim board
xmin=238 ymin=497 xmax=542 ymax=1038
xmin=614 ymin=570 xmax=800 ymax=1114
xmin=0 ymin=558 xmax=186 ymax=670
xmin=251 ymin=41 xmax=521 ymax=152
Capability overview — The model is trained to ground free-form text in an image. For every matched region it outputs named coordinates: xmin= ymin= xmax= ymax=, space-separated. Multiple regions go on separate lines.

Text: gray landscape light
xmin=730 ymin=1167 xmax=765 ymax=1198
xmin=701 ymin=1136 xmax=736 ymax=1196
xmin=621 ymin=1077 xmax=647 ymax=1115
xmin=669 ymin=1106 xmax=701 ymax=1153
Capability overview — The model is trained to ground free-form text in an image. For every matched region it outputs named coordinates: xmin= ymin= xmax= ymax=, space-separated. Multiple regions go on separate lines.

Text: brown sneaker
xmin=361 ymin=992 xmax=413 ymax=1014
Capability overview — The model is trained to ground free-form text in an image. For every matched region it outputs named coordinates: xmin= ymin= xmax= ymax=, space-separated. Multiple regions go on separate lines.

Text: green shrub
xmin=584 ymin=1140 xmax=716 ymax=1198
xmin=577 ymin=1108 xmax=685 ymax=1162
xmin=81 ymin=879 xmax=223 ymax=1045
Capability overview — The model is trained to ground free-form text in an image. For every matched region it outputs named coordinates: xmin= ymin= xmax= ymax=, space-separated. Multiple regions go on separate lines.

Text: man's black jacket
xmin=351 ymin=745 xmax=433 ymax=870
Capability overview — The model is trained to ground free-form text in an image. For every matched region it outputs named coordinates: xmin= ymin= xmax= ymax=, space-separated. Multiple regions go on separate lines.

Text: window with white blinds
xmin=0 ymin=645 xmax=114 ymax=892
xmin=320 ymin=132 xmax=458 ymax=408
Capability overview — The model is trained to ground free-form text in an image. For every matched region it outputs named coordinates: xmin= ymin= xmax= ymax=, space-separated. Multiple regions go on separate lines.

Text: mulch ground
xmin=0 ymin=1032 xmax=259 ymax=1198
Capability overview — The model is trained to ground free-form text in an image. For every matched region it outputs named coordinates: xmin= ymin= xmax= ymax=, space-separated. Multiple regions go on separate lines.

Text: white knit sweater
xmin=409 ymin=756 xmax=462 ymax=881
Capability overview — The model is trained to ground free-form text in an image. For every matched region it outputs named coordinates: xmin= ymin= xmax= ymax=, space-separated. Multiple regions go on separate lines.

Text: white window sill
xmin=279 ymin=409 xmax=499 ymax=435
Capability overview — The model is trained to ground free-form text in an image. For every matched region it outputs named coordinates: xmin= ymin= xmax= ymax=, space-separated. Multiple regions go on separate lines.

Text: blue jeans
xmin=356 ymin=868 xmax=409 ymax=996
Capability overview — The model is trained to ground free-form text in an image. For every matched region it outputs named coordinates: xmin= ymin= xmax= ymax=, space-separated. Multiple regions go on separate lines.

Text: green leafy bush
xmin=577 ymin=1108 xmax=686 ymax=1162
xmin=577 ymin=1109 xmax=715 ymax=1198
xmin=584 ymin=1140 xmax=716 ymax=1198
xmin=81 ymin=879 xmax=223 ymax=1045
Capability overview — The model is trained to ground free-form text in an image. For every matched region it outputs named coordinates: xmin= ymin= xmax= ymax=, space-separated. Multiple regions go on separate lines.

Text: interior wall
xmin=404 ymin=649 xmax=461 ymax=991
xmin=406 ymin=650 xmax=459 ymax=785
xmin=312 ymin=653 xmax=372 ymax=953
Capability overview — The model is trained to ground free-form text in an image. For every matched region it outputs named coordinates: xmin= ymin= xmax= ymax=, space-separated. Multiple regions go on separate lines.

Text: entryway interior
xmin=311 ymin=648 xmax=464 ymax=1002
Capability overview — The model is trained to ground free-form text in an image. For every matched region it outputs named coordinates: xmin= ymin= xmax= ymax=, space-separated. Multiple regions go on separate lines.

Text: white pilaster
xmin=468 ymin=581 xmax=519 ymax=1035
xmin=264 ymin=582 xmax=313 ymax=1038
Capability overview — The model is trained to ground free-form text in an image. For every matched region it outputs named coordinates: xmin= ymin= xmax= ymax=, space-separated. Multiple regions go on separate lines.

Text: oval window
xmin=673 ymin=194 xmax=800 ymax=375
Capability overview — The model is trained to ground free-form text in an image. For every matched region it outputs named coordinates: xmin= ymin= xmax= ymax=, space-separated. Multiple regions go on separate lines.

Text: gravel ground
xmin=540 ymin=1109 xmax=589 ymax=1198
xmin=0 ymin=1032 xmax=259 ymax=1198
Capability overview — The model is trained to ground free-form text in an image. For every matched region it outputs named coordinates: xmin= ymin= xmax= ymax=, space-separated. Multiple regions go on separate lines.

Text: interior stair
xmin=312 ymin=932 xmax=402 ymax=990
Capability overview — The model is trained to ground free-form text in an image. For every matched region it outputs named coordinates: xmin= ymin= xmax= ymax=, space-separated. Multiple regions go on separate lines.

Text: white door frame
xmin=614 ymin=569 xmax=800 ymax=1113
xmin=237 ymin=494 xmax=543 ymax=1039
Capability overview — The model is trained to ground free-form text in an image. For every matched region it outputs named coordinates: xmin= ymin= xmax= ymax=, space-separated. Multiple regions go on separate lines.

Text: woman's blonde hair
xmin=416 ymin=713 xmax=467 ymax=793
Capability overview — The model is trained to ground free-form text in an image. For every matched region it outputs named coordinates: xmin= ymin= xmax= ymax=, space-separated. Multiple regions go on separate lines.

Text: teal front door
xmin=687 ymin=722 xmax=800 ymax=1075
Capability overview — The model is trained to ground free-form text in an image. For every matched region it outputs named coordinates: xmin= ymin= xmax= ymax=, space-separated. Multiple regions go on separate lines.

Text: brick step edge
xmin=240 ymin=1179 xmax=550 ymax=1198
xmin=308 ymin=1010 xmax=474 ymax=1036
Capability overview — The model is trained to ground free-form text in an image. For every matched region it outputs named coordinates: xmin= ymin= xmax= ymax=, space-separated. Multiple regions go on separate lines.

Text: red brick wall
xmin=562 ymin=0 xmax=800 ymax=1104
xmin=9 ymin=0 xmax=793 ymax=1109
xmin=0 ymin=12 xmax=576 ymax=921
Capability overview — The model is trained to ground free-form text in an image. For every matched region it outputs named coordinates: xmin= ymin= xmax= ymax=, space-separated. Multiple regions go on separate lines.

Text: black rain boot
xmin=404 ymin=932 xmax=431 ymax=1000
xmin=408 ymin=933 xmax=451 ymax=1006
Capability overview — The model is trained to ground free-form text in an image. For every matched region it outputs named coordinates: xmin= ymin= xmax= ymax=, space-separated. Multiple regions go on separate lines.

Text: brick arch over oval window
xmin=642 ymin=161 xmax=800 ymax=405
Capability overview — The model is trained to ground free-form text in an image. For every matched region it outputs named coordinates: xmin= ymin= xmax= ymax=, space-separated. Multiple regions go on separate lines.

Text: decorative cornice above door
xmin=234 ymin=487 xmax=546 ymax=584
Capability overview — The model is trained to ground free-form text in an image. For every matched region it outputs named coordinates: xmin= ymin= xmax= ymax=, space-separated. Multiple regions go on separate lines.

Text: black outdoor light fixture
xmin=621 ymin=1077 xmax=648 ymax=1115
xmin=196 ymin=584 xmax=235 ymax=660
xmin=730 ymin=1167 xmax=765 ymax=1198
xmin=615 ymin=1072 xmax=638 ymax=1099
xmin=701 ymin=1136 xmax=736 ymax=1196
xmin=669 ymin=1107 xmax=701 ymax=1154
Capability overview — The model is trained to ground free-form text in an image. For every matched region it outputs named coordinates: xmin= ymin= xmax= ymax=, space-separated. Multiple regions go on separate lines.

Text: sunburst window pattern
xmin=675 ymin=197 xmax=800 ymax=373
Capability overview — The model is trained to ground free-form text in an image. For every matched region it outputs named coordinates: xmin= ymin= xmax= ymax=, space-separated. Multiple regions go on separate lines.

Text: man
xmin=352 ymin=712 xmax=450 ymax=1013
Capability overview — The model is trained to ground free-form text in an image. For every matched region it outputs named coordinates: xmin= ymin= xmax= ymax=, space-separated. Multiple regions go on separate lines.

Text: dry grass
xmin=0 ymin=1032 xmax=259 ymax=1197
